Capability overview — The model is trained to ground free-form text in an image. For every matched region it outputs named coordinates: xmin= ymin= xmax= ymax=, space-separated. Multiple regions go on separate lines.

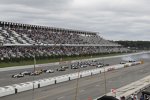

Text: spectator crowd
xmin=0 ymin=24 xmax=129 ymax=62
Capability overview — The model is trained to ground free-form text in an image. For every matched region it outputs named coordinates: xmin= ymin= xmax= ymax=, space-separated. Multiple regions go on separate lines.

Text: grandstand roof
xmin=0 ymin=21 xmax=98 ymax=35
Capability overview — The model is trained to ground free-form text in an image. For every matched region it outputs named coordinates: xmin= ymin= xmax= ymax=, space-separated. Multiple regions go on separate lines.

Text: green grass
xmin=0 ymin=53 xmax=126 ymax=68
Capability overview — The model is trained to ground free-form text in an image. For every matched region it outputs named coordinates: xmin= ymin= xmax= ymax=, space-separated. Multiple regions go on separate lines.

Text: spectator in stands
xmin=133 ymin=93 xmax=139 ymax=100
xmin=120 ymin=96 xmax=125 ymax=100
xmin=0 ymin=24 xmax=129 ymax=62
xmin=144 ymin=95 xmax=149 ymax=100
xmin=140 ymin=95 xmax=144 ymax=100
xmin=131 ymin=94 xmax=134 ymax=100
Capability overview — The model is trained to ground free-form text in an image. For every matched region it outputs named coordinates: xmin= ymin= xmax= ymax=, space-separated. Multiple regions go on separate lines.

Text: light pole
xmin=32 ymin=55 xmax=36 ymax=100
xmin=102 ymin=58 xmax=107 ymax=95
xmin=74 ymin=65 xmax=80 ymax=100
xmin=104 ymin=66 xmax=107 ymax=95
xmin=33 ymin=55 xmax=36 ymax=89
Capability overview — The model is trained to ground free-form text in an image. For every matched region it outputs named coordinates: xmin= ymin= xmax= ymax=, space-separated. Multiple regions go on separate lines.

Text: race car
xmin=46 ymin=69 xmax=54 ymax=73
xmin=57 ymin=68 xmax=66 ymax=71
xmin=103 ymin=64 xmax=109 ymax=66
xmin=61 ymin=66 xmax=69 ymax=69
xmin=20 ymin=71 xmax=31 ymax=75
xmin=42 ymin=69 xmax=48 ymax=73
xmin=96 ymin=65 xmax=104 ymax=68
xmin=12 ymin=74 xmax=24 ymax=78
xmin=37 ymin=70 xmax=43 ymax=74
xmin=129 ymin=60 xmax=136 ymax=62
xmin=30 ymin=71 xmax=41 ymax=76
xmin=120 ymin=62 xmax=126 ymax=64
xmin=89 ymin=63 xmax=96 ymax=66
xmin=71 ymin=66 xmax=79 ymax=69
xmin=80 ymin=65 xmax=87 ymax=68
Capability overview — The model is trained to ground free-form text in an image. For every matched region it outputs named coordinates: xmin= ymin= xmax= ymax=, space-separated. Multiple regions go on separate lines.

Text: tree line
xmin=116 ymin=41 xmax=150 ymax=50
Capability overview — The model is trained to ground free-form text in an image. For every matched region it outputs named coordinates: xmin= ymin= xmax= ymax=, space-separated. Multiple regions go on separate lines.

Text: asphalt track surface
xmin=0 ymin=57 xmax=123 ymax=87
xmin=0 ymin=53 xmax=146 ymax=87
xmin=0 ymin=53 xmax=150 ymax=100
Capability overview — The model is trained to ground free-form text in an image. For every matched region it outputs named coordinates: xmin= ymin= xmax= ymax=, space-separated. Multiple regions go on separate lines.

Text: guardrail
xmin=0 ymin=61 xmax=142 ymax=98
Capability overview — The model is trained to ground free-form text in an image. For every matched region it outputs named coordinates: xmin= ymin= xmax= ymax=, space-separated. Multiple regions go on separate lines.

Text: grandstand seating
xmin=0 ymin=21 xmax=129 ymax=62
xmin=0 ymin=27 xmax=119 ymax=46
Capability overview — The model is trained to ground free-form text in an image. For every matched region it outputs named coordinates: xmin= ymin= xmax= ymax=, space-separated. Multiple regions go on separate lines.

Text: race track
xmin=0 ymin=53 xmax=150 ymax=100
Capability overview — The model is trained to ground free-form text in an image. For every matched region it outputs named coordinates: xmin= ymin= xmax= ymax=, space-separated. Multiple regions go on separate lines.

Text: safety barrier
xmin=0 ymin=86 xmax=15 ymax=97
xmin=81 ymin=71 xmax=91 ymax=77
xmin=69 ymin=73 xmax=79 ymax=80
xmin=39 ymin=79 xmax=55 ymax=87
xmin=55 ymin=76 xmax=69 ymax=83
xmin=91 ymin=69 xmax=101 ymax=74
xmin=32 ymin=81 xmax=39 ymax=89
xmin=12 ymin=82 xmax=33 ymax=93
xmin=0 ymin=61 xmax=141 ymax=98
xmin=114 ymin=64 xmax=124 ymax=69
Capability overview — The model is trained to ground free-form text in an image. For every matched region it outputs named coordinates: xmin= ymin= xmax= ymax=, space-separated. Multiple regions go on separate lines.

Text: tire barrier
xmin=0 ymin=61 xmax=142 ymax=98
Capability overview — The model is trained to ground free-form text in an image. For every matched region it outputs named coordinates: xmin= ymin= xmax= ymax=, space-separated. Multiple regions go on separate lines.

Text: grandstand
xmin=0 ymin=21 xmax=129 ymax=62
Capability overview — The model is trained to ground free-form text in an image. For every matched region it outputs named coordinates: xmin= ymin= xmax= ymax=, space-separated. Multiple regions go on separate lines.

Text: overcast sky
xmin=0 ymin=0 xmax=150 ymax=41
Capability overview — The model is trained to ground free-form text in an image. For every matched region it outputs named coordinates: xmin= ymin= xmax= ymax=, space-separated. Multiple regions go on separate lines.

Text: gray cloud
xmin=0 ymin=0 xmax=150 ymax=41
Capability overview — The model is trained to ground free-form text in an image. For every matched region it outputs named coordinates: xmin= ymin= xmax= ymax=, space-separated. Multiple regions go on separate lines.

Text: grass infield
xmin=0 ymin=53 xmax=126 ymax=68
